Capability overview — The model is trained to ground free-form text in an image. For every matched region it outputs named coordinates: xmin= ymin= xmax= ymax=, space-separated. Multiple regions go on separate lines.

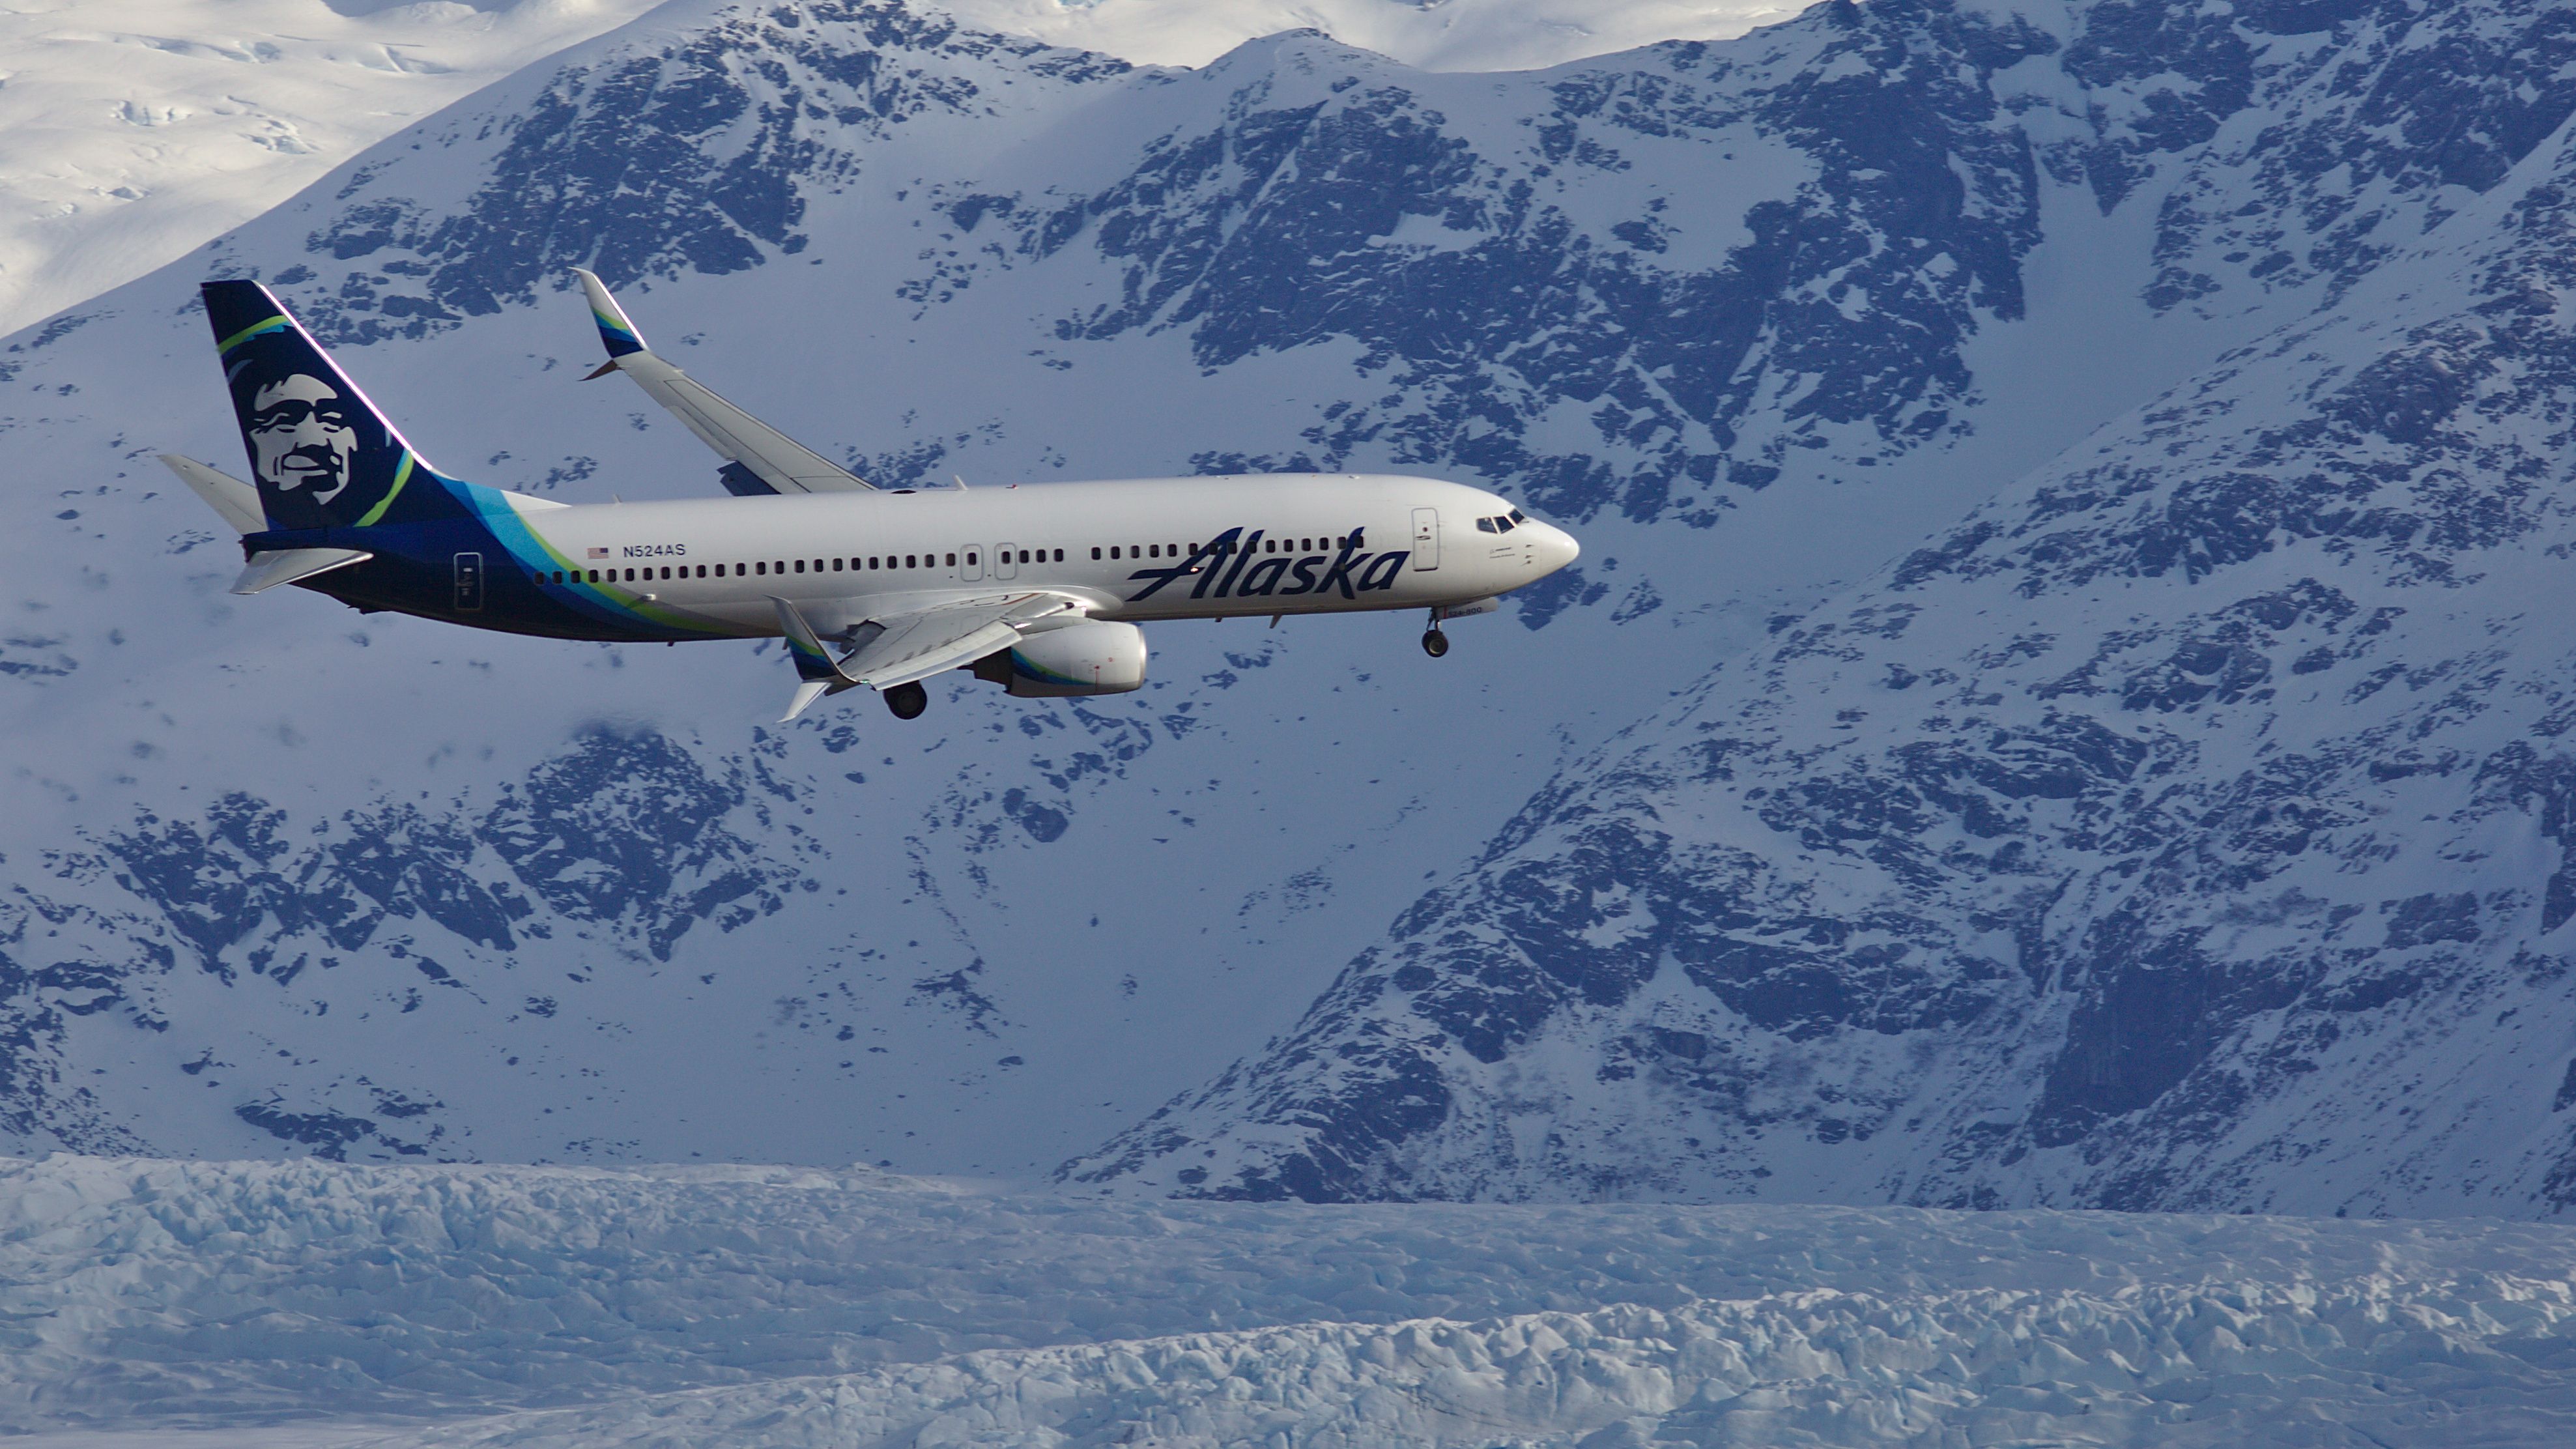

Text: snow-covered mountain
xmin=6 ymin=0 xmax=2575 ymax=1221
xmin=1065 ymin=0 xmax=2576 ymax=1214
xmin=939 ymin=0 xmax=1797 ymax=71
xmin=0 ymin=0 xmax=1792 ymax=343
xmin=8 ymin=0 xmax=1958 ymax=1181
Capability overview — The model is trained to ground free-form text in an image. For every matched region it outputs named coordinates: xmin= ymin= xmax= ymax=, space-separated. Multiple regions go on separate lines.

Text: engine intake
xmin=973 ymin=620 xmax=1147 ymax=696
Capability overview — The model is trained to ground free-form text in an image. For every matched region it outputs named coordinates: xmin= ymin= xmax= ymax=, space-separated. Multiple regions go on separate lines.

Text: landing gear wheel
xmin=885 ymin=681 xmax=928 ymax=719
xmin=1422 ymin=629 xmax=1450 ymax=658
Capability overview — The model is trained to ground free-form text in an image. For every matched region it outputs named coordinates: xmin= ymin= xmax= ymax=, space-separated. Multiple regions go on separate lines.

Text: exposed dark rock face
xmin=8 ymin=729 xmax=801 ymax=1159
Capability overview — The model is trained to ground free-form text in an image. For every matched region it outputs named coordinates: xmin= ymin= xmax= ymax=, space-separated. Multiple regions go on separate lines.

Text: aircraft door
xmin=1410 ymin=508 xmax=1439 ymax=570
xmin=994 ymin=543 xmax=1018 ymax=581
xmin=960 ymin=544 xmax=983 ymax=581
xmin=453 ymin=551 xmax=485 ymax=611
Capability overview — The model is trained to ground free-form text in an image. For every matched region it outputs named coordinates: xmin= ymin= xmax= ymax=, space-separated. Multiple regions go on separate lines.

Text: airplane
xmin=164 ymin=272 xmax=1581 ymax=721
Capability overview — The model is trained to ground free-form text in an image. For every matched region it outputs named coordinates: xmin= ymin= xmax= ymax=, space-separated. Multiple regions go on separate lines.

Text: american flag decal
xmin=587 ymin=547 xmax=609 ymax=558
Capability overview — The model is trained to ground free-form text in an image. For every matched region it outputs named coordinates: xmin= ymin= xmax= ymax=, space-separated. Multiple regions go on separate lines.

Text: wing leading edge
xmin=772 ymin=592 xmax=1085 ymax=721
xmin=572 ymin=268 xmax=874 ymax=496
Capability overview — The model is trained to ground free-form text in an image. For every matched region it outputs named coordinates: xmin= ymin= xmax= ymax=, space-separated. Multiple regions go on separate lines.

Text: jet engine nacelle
xmin=973 ymin=620 xmax=1147 ymax=696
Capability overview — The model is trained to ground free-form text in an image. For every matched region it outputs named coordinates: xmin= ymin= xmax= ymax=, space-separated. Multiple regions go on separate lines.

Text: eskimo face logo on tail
xmin=1123 ymin=526 xmax=1410 ymax=604
xmin=207 ymin=280 xmax=415 ymax=533
xmin=248 ymin=375 xmax=357 ymax=506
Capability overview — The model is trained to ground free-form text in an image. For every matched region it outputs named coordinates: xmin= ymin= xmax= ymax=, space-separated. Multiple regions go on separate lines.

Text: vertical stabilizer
xmin=202 ymin=280 xmax=459 ymax=531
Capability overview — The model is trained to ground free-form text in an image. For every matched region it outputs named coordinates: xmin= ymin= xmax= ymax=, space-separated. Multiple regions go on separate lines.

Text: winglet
xmin=568 ymin=272 xmax=874 ymax=495
xmin=573 ymin=268 xmax=646 ymax=361
xmin=773 ymin=596 xmax=856 ymax=684
xmin=773 ymin=596 xmax=861 ymax=720
xmin=782 ymin=678 xmax=833 ymax=724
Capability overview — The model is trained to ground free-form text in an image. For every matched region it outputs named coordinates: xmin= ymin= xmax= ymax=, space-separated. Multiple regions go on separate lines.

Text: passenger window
xmin=947 ymin=552 xmax=958 ymax=566
xmin=905 ymin=554 xmax=916 ymax=568
xmin=1018 ymin=549 xmax=1028 ymax=564
xmin=1092 ymin=547 xmax=1102 ymax=560
xmin=967 ymin=552 xmax=978 ymax=566
xmin=1109 ymin=547 xmax=1120 ymax=560
xmin=1053 ymin=549 xmax=1065 ymax=562
xmin=755 ymin=561 xmax=766 ymax=575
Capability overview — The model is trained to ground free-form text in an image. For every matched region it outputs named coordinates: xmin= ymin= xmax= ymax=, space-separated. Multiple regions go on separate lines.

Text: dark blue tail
xmin=203 ymin=280 xmax=463 ymax=532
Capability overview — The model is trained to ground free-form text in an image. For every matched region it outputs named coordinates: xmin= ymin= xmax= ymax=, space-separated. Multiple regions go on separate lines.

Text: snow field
xmin=6 ymin=1156 xmax=2576 ymax=1444
xmin=0 ymin=0 xmax=670 ymax=339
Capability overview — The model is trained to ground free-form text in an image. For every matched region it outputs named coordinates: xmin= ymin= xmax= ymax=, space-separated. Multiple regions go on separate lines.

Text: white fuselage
xmin=504 ymin=472 xmax=1577 ymax=638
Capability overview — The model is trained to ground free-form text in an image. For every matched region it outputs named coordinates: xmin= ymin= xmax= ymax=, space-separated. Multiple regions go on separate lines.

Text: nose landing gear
xmin=1422 ymin=629 xmax=1450 ymax=658
xmin=885 ymin=681 xmax=928 ymax=719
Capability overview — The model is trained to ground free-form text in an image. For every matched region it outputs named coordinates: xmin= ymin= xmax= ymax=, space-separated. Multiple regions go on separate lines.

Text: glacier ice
xmin=1 ymin=1155 xmax=2573 ymax=1446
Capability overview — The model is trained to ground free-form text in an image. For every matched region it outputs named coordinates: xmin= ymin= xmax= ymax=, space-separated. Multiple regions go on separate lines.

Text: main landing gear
xmin=1422 ymin=628 xmax=1450 ymax=658
xmin=885 ymin=681 xmax=928 ymax=719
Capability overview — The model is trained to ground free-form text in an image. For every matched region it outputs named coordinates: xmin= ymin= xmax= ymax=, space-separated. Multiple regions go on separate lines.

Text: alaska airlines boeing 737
xmin=164 ymin=274 xmax=1579 ymax=721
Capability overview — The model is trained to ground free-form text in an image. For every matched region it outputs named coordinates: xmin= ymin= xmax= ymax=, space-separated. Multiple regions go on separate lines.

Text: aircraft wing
xmin=572 ymin=269 xmax=874 ymax=496
xmin=772 ymin=591 xmax=1085 ymax=719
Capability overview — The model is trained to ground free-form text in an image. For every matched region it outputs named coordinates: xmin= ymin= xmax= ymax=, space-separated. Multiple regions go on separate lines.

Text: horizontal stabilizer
xmin=233 ymin=547 xmax=373 ymax=595
xmin=571 ymin=268 xmax=873 ymax=496
xmin=160 ymin=453 xmax=263 ymax=534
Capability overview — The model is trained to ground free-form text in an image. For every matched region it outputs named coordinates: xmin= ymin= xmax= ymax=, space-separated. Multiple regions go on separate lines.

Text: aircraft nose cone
xmin=1538 ymin=522 xmax=1580 ymax=573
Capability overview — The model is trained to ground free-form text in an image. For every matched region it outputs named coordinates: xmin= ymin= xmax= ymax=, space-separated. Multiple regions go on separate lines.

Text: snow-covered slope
xmin=0 ymin=0 xmax=670 ymax=340
xmin=5 ymin=1154 xmax=2575 ymax=1445
xmin=939 ymin=0 xmax=1797 ymax=72
xmin=0 ymin=0 xmax=2176 ymax=1180
xmin=7 ymin=0 xmax=2576 ymax=1219
xmin=1065 ymin=0 xmax=2576 ymax=1215
xmin=0 ymin=0 xmax=1805 ymax=345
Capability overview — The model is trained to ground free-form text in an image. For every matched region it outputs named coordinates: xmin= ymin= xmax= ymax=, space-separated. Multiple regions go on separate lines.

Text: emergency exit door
xmin=1410 ymin=509 xmax=1439 ymax=569
xmin=452 ymin=552 xmax=484 ymax=611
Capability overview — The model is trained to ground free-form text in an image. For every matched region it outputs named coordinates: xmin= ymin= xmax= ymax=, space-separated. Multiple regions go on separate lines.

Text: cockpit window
xmin=1508 ymin=509 xmax=1526 ymax=524
xmin=1476 ymin=516 xmax=1498 ymax=533
xmin=1496 ymin=514 xmax=1517 ymax=532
